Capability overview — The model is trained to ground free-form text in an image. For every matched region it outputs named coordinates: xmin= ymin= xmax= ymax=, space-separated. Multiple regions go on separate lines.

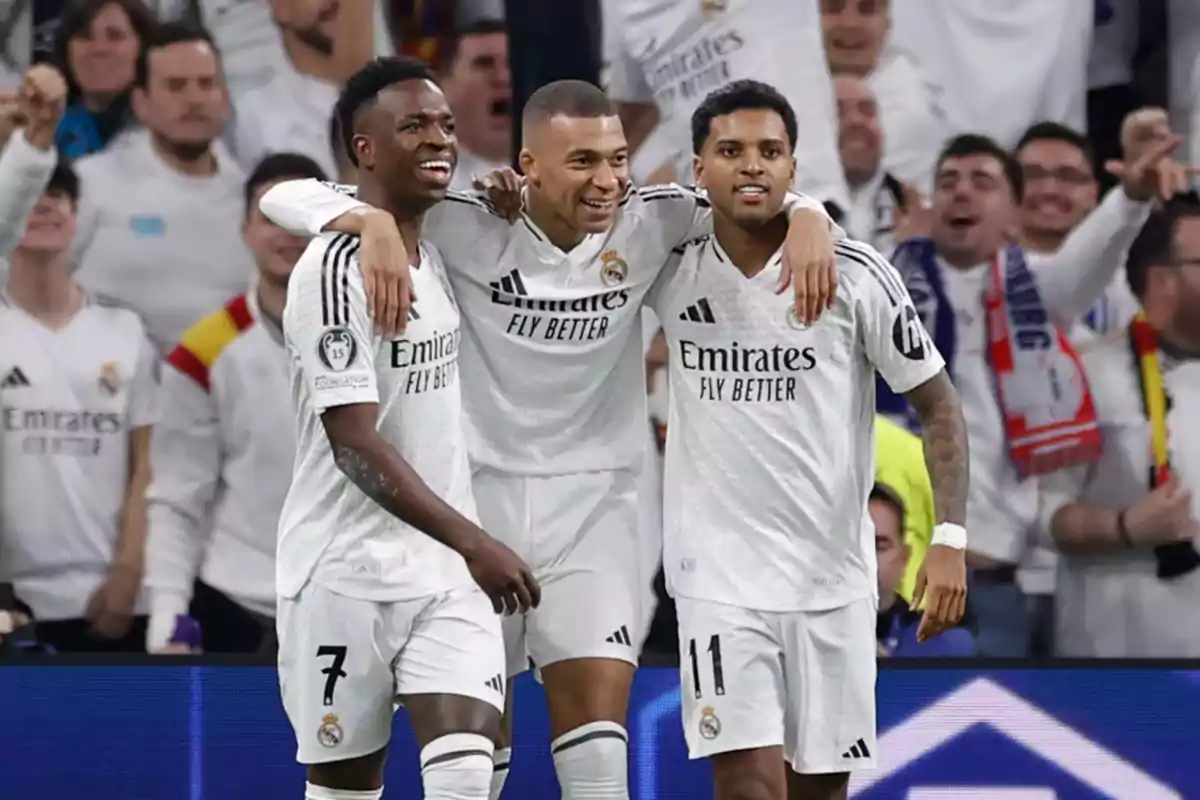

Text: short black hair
xmin=1014 ymin=121 xmax=1095 ymax=171
xmin=335 ymin=56 xmax=439 ymax=167
xmin=437 ymin=18 xmax=507 ymax=73
xmin=521 ymin=79 xmax=615 ymax=128
xmin=135 ymin=22 xmax=218 ymax=89
xmin=53 ymin=0 xmax=159 ymax=100
xmin=243 ymin=153 xmax=327 ymax=216
xmin=869 ymin=483 xmax=906 ymax=538
xmin=1126 ymin=192 xmax=1200 ymax=299
xmin=690 ymin=79 xmax=798 ymax=156
xmin=45 ymin=162 xmax=81 ymax=206
xmin=936 ymin=134 xmax=1024 ymax=203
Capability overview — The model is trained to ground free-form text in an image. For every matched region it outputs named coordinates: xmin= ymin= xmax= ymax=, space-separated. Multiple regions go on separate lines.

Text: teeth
xmin=737 ymin=187 xmax=766 ymax=195
xmin=582 ymin=199 xmax=611 ymax=208
xmin=419 ymin=160 xmax=451 ymax=171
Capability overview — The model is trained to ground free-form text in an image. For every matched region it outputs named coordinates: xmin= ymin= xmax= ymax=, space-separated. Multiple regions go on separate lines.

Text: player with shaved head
xmin=262 ymin=70 xmax=840 ymax=800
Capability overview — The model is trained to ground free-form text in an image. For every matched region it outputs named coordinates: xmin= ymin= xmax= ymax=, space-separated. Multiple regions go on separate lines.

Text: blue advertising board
xmin=1 ymin=664 xmax=1197 ymax=798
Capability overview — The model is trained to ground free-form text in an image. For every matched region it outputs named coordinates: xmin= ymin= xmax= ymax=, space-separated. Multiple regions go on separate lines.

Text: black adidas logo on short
xmin=605 ymin=625 xmax=633 ymax=646
xmin=490 ymin=269 xmax=528 ymax=297
xmin=679 ymin=298 xmax=716 ymax=324
xmin=485 ymin=674 xmax=504 ymax=693
xmin=1 ymin=367 xmax=30 ymax=388
xmin=841 ymin=738 xmax=872 ymax=759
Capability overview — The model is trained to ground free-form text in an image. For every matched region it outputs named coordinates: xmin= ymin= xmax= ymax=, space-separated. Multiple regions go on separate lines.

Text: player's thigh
xmin=780 ymin=597 xmax=878 ymax=776
xmin=277 ymin=583 xmax=400 ymax=767
xmin=710 ymin=746 xmax=788 ymax=800
xmin=394 ymin=586 xmax=506 ymax=747
xmin=525 ymin=468 xmax=644 ymax=669
xmin=676 ymin=597 xmax=787 ymax=761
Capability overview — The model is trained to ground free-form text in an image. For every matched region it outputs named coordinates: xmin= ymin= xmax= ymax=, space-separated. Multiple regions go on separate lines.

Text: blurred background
xmin=0 ymin=0 xmax=1198 ymax=797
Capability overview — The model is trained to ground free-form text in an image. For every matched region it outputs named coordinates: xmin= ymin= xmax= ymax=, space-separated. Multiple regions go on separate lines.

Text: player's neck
xmin=282 ymin=34 xmax=339 ymax=84
xmin=524 ymin=189 xmax=586 ymax=251
xmin=712 ymin=212 xmax=787 ymax=279
xmin=6 ymin=252 xmax=84 ymax=324
xmin=357 ymin=183 xmax=424 ymax=265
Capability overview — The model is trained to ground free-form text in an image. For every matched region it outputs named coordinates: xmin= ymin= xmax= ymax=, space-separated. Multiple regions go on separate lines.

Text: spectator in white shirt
xmin=819 ymin=0 xmax=946 ymax=195
xmin=0 ymin=68 xmax=63 ymax=277
xmin=1041 ymin=193 xmax=1200 ymax=657
xmin=231 ymin=0 xmax=375 ymax=179
xmin=878 ymin=129 xmax=1174 ymax=655
xmin=1 ymin=163 xmax=159 ymax=654
xmin=888 ymin=0 xmax=1091 ymax=151
xmin=144 ymin=153 xmax=326 ymax=655
xmin=73 ymin=22 xmax=256 ymax=354
xmin=50 ymin=0 xmax=158 ymax=159
xmin=436 ymin=18 xmax=512 ymax=190
xmin=833 ymin=71 xmax=913 ymax=256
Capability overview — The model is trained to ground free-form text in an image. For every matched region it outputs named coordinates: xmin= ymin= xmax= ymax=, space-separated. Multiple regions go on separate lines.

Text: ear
xmin=353 ymin=133 xmax=373 ymax=171
xmin=692 ymin=154 xmax=705 ymax=189
xmin=901 ymin=542 xmax=911 ymax=565
xmin=518 ymin=149 xmax=537 ymax=185
xmin=788 ymin=154 xmax=797 ymax=186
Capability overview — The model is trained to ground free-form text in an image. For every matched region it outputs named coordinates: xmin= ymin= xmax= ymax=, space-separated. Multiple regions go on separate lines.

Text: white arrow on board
xmin=849 ymin=677 xmax=1181 ymax=800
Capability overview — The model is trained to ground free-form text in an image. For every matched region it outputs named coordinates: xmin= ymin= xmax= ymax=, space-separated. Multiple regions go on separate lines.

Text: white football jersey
xmin=653 ymin=237 xmax=944 ymax=612
xmin=0 ymin=295 xmax=159 ymax=620
xmin=262 ymin=181 xmax=835 ymax=476
xmin=606 ymin=0 xmax=848 ymax=208
xmin=277 ymin=234 xmax=476 ymax=602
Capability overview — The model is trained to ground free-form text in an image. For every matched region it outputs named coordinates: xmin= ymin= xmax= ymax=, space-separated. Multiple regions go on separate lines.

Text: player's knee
xmin=420 ymin=732 xmax=494 ymax=800
xmin=785 ymin=770 xmax=849 ymax=800
xmin=551 ymin=720 xmax=629 ymax=798
xmin=304 ymin=784 xmax=383 ymax=800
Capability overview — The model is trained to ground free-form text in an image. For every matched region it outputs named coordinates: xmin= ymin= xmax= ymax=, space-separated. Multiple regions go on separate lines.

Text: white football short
xmin=472 ymin=464 xmax=645 ymax=677
xmin=676 ymin=595 xmax=878 ymax=774
xmin=277 ymin=581 xmax=506 ymax=765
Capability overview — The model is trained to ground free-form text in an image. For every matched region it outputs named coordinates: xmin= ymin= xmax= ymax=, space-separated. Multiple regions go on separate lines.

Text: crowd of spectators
xmin=0 ymin=0 xmax=1197 ymax=661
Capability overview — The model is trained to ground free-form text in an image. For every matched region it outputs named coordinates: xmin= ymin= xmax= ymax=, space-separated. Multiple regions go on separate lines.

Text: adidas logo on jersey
xmin=841 ymin=738 xmax=872 ymax=760
xmin=1 ymin=367 xmax=30 ymax=388
xmin=605 ymin=625 xmax=633 ymax=646
xmin=490 ymin=269 xmax=529 ymax=298
xmin=679 ymin=298 xmax=716 ymax=324
xmin=485 ymin=674 xmax=504 ymax=694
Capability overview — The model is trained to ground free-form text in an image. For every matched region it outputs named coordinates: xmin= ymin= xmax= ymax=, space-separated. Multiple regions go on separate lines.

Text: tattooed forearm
xmin=905 ymin=370 xmax=969 ymax=526
xmin=328 ymin=434 xmax=480 ymax=553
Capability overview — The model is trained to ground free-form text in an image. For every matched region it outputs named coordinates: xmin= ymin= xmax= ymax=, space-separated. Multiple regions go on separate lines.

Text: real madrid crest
xmin=98 ymin=362 xmax=121 ymax=396
xmin=698 ymin=705 xmax=722 ymax=740
xmin=317 ymin=713 xmax=344 ymax=748
xmin=785 ymin=306 xmax=809 ymax=331
xmin=600 ymin=250 xmax=629 ymax=287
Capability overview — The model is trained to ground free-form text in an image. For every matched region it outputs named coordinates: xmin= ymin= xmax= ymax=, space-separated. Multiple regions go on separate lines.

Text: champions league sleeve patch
xmin=317 ymin=328 xmax=360 ymax=372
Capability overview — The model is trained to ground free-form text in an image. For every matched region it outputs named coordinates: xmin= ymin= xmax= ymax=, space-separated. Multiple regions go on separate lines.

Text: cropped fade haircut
xmin=335 ymin=56 xmax=439 ymax=167
xmin=690 ymin=79 xmax=798 ymax=156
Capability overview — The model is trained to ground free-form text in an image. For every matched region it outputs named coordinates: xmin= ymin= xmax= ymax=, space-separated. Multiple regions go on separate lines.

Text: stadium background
xmin=2 ymin=661 xmax=1197 ymax=798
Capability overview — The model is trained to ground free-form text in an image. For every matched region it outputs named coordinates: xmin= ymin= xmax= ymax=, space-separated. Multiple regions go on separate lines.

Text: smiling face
xmin=694 ymin=106 xmax=795 ymax=226
xmin=243 ymin=178 xmax=311 ymax=287
xmin=519 ymin=113 xmax=629 ymax=235
xmin=931 ymin=151 xmax=1019 ymax=266
xmin=820 ymin=0 xmax=889 ymax=77
xmin=351 ymin=78 xmax=458 ymax=212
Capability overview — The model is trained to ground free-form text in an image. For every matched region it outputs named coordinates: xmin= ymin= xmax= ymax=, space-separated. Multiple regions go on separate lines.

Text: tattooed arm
xmin=903 ymin=370 xmax=969 ymax=526
xmin=321 ymin=404 xmax=538 ymax=614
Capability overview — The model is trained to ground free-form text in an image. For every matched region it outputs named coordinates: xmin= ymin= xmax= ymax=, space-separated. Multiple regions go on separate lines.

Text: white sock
xmin=304 ymin=784 xmax=382 ymax=800
xmin=489 ymin=747 xmax=511 ymax=800
xmin=420 ymin=732 xmax=495 ymax=800
xmin=551 ymin=720 xmax=629 ymax=799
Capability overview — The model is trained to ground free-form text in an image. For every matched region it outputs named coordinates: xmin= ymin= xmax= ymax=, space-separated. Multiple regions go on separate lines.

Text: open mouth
xmin=734 ymin=184 xmax=769 ymax=201
xmin=581 ymin=198 xmax=615 ymax=213
xmin=417 ymin=159 xmax=454 ymax=183
xmin=489 ymin=98 xmax=511 ymax=117
xmin=947 ymin=214 xmax=978 ymax=231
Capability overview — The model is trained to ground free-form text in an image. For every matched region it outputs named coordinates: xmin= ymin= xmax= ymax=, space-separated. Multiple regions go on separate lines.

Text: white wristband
xmin=931 ymin=522 xmax=968 ymax=550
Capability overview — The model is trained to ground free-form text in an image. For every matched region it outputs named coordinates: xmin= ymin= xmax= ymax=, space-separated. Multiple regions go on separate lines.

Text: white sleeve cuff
xmin=147 ymin=591 xmax=191 ymax=651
